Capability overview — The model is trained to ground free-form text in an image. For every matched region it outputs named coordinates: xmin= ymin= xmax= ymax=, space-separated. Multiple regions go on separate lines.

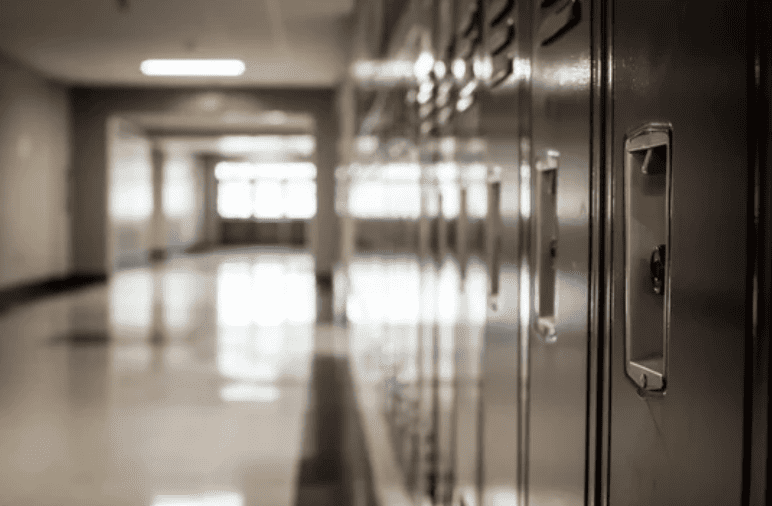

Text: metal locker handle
xmin=534 ymin=151 xmax=559 ymax=342
xmin=488 ymin=167 xmax=502 ymax=310
xmin=624 ymin=124 xmax=672 ymax=393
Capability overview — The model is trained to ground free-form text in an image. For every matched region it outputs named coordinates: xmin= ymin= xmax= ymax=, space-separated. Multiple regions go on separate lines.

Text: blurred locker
xmin=527 ymin=0 xmax=592 ymax=504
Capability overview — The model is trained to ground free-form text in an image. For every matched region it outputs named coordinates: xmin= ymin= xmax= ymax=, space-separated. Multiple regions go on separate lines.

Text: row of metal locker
xmin=337 ymin=1 xmax=770 ymax=505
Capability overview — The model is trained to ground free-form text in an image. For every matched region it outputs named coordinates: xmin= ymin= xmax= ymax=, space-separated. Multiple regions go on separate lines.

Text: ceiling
xmin=0 ymin=0 xmax=355 ymax=87
xmin=159 ymin=134 xmax=316 ymax=162
xmin=125 ymin=109 xmax=316 ymax=136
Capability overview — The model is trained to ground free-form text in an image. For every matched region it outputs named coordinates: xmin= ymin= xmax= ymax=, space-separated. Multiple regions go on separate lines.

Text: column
xmin=149 ymin=141 xmax=166 ymax=261
xmin=313 ymin=111 xmax=339 ymax=281
xmin=458 ymin=185 xmax=468 ymax=274
xmin=200 ymin=154 xmax=221 ymax=248
xmin=438 ymin=193 xmax=447 ymax=261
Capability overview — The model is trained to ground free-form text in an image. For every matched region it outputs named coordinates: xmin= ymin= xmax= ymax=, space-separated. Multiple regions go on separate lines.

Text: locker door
xmin=528 ymin=0 xmax=592 ymax=503
xmin=477 ymin=93 xmax=521 ymax=506
xmin=608 ymin=2 xmax=749 ymax=504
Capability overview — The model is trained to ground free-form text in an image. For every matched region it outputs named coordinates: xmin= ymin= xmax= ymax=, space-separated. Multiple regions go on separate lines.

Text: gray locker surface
xmin=608 ymin=1 xmax=749 ymax=504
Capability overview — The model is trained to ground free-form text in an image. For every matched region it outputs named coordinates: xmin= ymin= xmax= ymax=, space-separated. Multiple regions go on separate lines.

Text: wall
xmin=106 ymin=117 xmax=153 ymax=270
xmin=71 ymin=88 xmax=339 ymax=277
xmin=160 ymin=142 xmax=205 ymax=254
xmin=0 ymin=53 xmax=72 ymax=289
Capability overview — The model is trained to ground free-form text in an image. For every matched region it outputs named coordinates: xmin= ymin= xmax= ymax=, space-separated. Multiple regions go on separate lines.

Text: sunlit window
xmin=217 ymin=181 xmax=253 ymax=219
xmin=215 ymin=162 xmax=317 ymax=220
xmin=252 ymin=179 xmax=283 ymax=219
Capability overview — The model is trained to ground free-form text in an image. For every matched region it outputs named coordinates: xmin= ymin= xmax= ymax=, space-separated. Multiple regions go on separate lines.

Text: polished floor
xmin=0 ymin=249 xmax=330 ymax=506
xmin=0 ymin=247 xmax=508 ymax=506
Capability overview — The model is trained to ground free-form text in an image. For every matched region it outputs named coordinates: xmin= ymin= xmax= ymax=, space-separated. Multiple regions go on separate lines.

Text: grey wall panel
xmin=0 ymin=52 xmax=72 ymax=288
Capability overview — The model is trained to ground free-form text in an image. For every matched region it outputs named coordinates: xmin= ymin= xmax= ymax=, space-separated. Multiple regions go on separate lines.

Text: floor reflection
xmin=344 ymin=254 xmax=488 ymax=506
xmin=0 ymin=247 xmax=497 ymax=506
xmin=0 ymin=248 xmax=318 ymax=506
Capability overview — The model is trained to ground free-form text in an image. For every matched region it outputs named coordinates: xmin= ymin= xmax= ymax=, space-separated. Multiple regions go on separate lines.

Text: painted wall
xmin=71 ymin=88 xmax=339 ymax=277
xmin=0 ymin=53 xmax=72 ymax=289
xmin=106 ymin=117 xmax=154 ymax=271
xmin=160 ymin=143 xmax=205 ymax=253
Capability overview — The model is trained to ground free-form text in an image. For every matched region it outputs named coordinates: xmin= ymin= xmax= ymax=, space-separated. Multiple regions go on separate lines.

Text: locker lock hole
xmin=650 ymin=244 xmax=666 ymax=295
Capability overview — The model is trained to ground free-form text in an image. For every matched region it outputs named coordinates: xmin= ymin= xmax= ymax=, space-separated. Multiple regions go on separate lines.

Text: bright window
xmin=253 ymin=179 xmax=284 ymax=219
xmin=217 ymin=181 xmax=253 ymax=219
xmin=215 ymin=162 xmax=317 ymax=220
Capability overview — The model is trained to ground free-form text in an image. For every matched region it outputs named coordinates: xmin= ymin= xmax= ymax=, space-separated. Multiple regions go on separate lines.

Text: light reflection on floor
xmin=0 ymin=248 xmax=317 ymax=506
xmin=0 ymin=248 xmax=496 ymax=506
xmin=342 ymin=254 xmax=491 ymax=506
xmin=152 ymin=491 xmax=244 ymax=506
xmin=345 ymin=255 xmax=487 ymax=384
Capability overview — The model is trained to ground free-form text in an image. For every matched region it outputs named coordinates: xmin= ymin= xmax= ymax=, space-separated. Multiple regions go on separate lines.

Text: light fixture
xmin=140 ymin=59 xmax=245 ymax=76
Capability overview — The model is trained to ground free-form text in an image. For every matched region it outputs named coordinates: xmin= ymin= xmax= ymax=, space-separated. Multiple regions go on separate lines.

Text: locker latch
xmin=624 ymin=123 xmax=672 ymax=393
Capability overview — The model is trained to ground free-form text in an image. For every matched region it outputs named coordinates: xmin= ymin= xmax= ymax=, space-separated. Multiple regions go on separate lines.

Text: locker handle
xmin=488 ymin=167 xmax=502 ymax=310
xmin=534 ymin=151 xmax=559 ymax=342
xmin=624 ymin=124 xmax=671 ymax=393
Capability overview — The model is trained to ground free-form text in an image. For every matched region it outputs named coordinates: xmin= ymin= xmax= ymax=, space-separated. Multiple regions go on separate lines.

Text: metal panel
xmin=608 ymin=1 xmax=749 ymax=504
xmin=477 ymin=114 xmax=521 ymax=506
xmin=527 ymin=0 xmax=592 ymax=503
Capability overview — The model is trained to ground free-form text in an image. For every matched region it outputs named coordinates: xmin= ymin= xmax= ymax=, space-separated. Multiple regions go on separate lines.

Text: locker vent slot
xmin=538 ymin=0 xmax=581 ymax=46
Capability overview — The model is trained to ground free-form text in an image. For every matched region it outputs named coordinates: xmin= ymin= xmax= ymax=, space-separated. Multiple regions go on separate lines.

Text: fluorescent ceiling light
xmin=140 ymin=59 xmax=245 ymax=76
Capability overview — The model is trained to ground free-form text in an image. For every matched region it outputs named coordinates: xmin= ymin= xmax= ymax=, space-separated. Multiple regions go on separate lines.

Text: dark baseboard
xmin=184 ymin=242 xmax=217 ymax=254
xmin=0 ymin=273 xmax=108 ymax=313
xmin=293 ymin=356 xmax=379 ymax=506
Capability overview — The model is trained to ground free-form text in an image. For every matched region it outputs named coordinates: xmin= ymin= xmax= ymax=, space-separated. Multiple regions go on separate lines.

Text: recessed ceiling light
xmin=140 ymin=59 xmax=245 ymax=76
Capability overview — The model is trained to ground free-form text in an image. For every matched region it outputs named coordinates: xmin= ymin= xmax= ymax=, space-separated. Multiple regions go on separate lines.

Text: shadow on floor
xmin=294 ymin=355 xmax=379 ymax=506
